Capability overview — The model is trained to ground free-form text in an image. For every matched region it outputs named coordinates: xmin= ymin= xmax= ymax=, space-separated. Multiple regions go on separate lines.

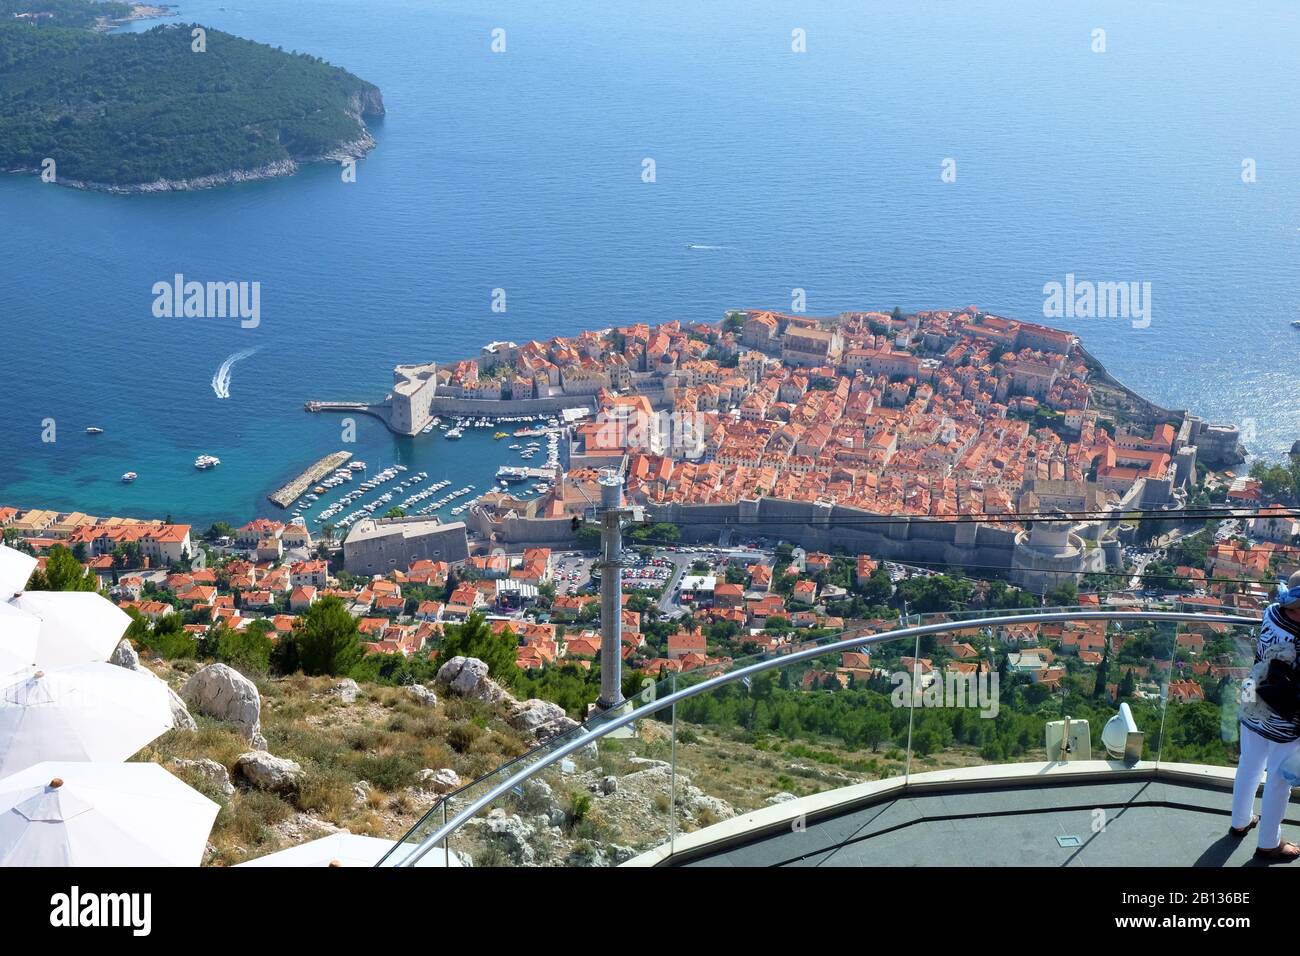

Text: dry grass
xmin=134 ymin=663 xmax=532 ymax=867
xmin=135 ymin=655 xmax=1022 ymax=866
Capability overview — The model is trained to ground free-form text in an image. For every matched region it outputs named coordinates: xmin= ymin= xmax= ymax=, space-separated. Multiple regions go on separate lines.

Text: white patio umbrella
xmin=8 ymin=590 xmax=131 ymax=669
xmin=238 ymin=831 xmax=464 ymax=867
xmin=0 ymin=663 xmax=173 ymax=778
xmin=0 ymin=603 xmax=39 ymax=677
xmin=0 ymin=544 xmax=36 ymax=600
xmin=0 ymin=761 xmax=219 ymax=866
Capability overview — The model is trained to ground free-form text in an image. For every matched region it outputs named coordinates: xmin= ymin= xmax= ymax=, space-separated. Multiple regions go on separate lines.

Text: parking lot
xmin=620 ymin=555 xmax=676 ymax=592
xmin=551 ymin=543 xmax=776 ymax=613
xmin=550 ymin=551 xmax=594 ymax=595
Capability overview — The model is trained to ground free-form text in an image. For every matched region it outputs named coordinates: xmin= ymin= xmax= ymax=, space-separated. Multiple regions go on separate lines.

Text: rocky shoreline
xmin=94 ymin=3 xmax=175 ymax=34
xmin=20 ymin=89 xmax=383 ymax=194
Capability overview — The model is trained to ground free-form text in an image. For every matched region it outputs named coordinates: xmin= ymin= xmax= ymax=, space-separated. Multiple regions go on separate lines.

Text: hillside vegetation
xmin=138 ymin=658 xmax=534 ymax=867
xmin=0 ymin=18 xmax=384 ymax=187
xmin=1 ymin=0 xmax=131 ymax=30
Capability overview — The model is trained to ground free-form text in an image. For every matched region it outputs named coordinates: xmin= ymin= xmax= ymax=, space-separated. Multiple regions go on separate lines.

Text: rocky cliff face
xmin=316 ymin=131 xmax=377 ymax=165
xmin=351 ymin=86 xmax=386 ymax=119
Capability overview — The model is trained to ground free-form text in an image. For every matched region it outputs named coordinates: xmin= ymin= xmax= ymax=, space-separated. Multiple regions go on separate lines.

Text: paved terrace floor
xmin=678 ymin=779 xmax=1300 ymax=867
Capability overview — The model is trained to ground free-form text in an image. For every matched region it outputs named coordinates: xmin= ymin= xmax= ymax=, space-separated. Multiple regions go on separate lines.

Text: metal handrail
xmin=382 ymin=608 xmax=1260 ymax=866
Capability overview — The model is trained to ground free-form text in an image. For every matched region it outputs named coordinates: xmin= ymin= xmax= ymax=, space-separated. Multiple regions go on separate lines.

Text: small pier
xmin=304 ymin=400 xmax=393 ymax=428
xmin=269 ymin=450 xmax=354 ymax=508
xmin=496 ymin=465 xmax=557 ymax=483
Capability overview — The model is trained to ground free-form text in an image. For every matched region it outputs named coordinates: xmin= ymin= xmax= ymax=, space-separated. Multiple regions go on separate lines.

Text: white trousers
xmin=1231 ymin=723 xmax=1300 ymax=849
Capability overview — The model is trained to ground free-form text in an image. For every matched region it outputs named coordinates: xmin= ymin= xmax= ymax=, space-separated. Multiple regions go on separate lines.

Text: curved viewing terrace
xmin=376 ymin=607 xmax=1280 ymax=868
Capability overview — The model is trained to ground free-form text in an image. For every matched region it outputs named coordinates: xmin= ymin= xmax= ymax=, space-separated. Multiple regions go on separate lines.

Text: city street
xmin=555 ymin=544 xmax=774 ymax=617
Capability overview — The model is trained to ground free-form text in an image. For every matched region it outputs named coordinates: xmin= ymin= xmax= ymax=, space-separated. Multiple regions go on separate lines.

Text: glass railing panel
xmin=436 ymin=707 xmax=675 ymax=867
xmin=1112 ymin=616 xmax=1175 ymax=764
xmin=667 ymin=634 xmax=917 ymax=846
xmin=380 ymin=663 xmax=684 ymax=866
xmin=897 ymin=606 xmax=1255 ymax=777
xmin=892 ymin=606 xmax=1226 ymax=778
xmin=381 ymin=606 xmax=1264 ymax=866
xmin=1156 ymin=621 xmax=1259 ymax=770
xmin=379 ymin=740 xmax=569 ymax=867
xmin=382 ymin=670 xmax=680 ymax=867
xmin=902 ymin=625 xmax=920 ymax=781
xmin=894 ymin=612 xmax=1014 ymax=777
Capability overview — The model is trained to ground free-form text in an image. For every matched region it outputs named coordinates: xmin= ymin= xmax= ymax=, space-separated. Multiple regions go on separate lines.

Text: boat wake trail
xmin=211 ymin=346 xmax=260 ymax=399
xmin=686 ymin=243 xmax=734 ymax=251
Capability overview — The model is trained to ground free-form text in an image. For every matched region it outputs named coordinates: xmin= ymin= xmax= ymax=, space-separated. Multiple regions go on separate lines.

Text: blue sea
xmin=2 ymin=0 xmax=1299 ymax=528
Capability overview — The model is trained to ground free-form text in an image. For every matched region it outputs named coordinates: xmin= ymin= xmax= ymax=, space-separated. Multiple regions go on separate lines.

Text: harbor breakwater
xmin=268 ymin=450 xmax=353 ymax=508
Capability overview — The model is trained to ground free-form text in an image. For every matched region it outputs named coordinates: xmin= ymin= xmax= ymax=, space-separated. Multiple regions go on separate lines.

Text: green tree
xmin=349 ymin=650 xmax=441 ymax=687
xmin=1093 ymin=641 xmax=1111 ymax=699
xmin=204 ymin=521 xmax=234 ymax=541
xmin=26 ymin=545 xmax=98 ymax=591
xmin=860 ymin=710 xmax=891 ymax=752
xmin=216 ymin=620 xmax=274 ymax=675
xmin=1250 ymin=460 xmax=1296 ymax=501
xmin=986 ymin=578 xmax=1038 ymax=609
xmin=895 ymin=574 xmax=972 ymax=613
xmin=436 ymin=612 xmax=519 ymax=686
xmin=275 ymin=595 xmax=364 ymax=676
xmin=749 ymin=671 xmax=777 ymax=724
xmin=627 ymin=522 xmax=680 ymax=546
xmin=135 ymin=612 xmax=196 ymax=659
xmin=111 ymin=541 xmax=142 ymax=570
xmin=1044 ymin=580 xmax=1078 ymax=607
xmin=112 ymin=542 xmax=135 ymax=568
xmin=859 ymin=565 xmax=894 ymax=605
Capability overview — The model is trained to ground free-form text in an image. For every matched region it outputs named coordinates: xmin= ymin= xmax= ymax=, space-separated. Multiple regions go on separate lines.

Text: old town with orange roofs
xmin=2 ymin=307 xmax=1283 ymax=692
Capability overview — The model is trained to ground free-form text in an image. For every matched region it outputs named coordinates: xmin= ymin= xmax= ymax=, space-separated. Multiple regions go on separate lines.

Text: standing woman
xmin=1231 ymin=570 xmax=1300 ymax=860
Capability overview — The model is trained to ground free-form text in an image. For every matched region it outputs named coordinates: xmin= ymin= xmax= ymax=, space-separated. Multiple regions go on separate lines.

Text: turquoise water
xmin=3 ymin=0 xmax=1299 ymax=527
xmin=269 ymin=422 xmax=554 ymax=532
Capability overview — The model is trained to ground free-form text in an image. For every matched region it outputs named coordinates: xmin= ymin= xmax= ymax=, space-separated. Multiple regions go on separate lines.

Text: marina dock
xmin=269 ymin=450 xmax=354 ymax=508
xmin=496 ymin=465 xmax=557 ymax=483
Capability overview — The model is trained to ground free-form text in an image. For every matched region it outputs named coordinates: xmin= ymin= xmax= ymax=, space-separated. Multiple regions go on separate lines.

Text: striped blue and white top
xmin=1240 ymin=603 xmax=1300 ymax=743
